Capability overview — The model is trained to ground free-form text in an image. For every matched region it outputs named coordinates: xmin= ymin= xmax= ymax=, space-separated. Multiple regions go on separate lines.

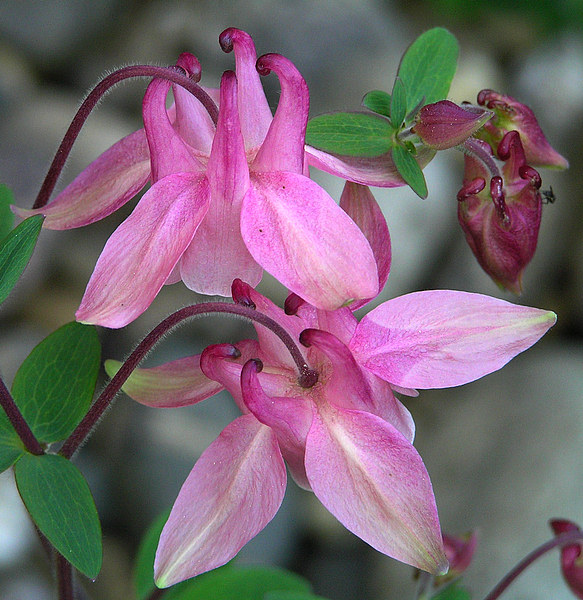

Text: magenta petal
xmin=143 ymin=78 xmax=204 ymax=181
xmin=103 ymin=355 xmax=223 ymax=408
xmin=76 ymin=173 xmax=210 ymax=328
xmin=219 ymin=28 xmax=273 ymax=153
xmin=339 ymin=182 xmax=391 ymax=310
xmin=180 ymin=71 xmax=261 ymax=296
xmin=154 ymin=414 xmax=286 ymax=587
xmin=12 ymin=128 xmax=151 ymax=230
xmin=242 ymin=172 xmax=379 ymax=310
xmin=305 ymin=405 xmax=447 ymax=574
xmin=252 ymin=53 xmax=309 ymax=174
xmin=350 ymin=290 xmax=557 ymax=389
xmin=306 ymin=145 xmax=436 ymax=187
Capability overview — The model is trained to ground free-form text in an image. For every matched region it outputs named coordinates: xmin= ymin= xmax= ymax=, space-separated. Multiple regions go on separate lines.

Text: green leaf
xmin=306 ymin=112 xmax=394 ymax=157
xmin=0 ymin=214 xmax=44 ymax=305
xmin=11 ymin=322 xmax=101 ymax=443
xmin=134 ymin=509 xmax=171 ymax=600
xmin=163 ymin=566 xmax=312 ymax=600
xmin=14 ymin=453 xmax=102 ymax=578
xmin=264 ymin=592 xmax=332 ymax=600
xmin=0 ymin=184 xmax=15 ymax=240
xmin=392 ymin=145 xmax=428 ymax=198
xmin=431 ymin=581 xmax=472 ymax=600
xmin=362 ymin=90 xmax=392 ymax=118
xmin=397 ymin=27 xmax=459 ymax=112
xmin=390 ymin=77 xmax=407 ymax=128
xmin=0 ymin=409 xmax=25 ymax=473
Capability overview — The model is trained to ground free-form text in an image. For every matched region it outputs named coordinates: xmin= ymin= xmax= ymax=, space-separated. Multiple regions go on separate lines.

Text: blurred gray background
xmin=0 ymin=1 xmax=582 ymax=599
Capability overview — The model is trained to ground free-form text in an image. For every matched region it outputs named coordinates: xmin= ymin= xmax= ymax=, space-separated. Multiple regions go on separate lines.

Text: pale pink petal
xmin=142 ymin=78 xmax=204 ymax=181
xmin=306 ymin=146 xmax=435 ymax=187
xmin=242 ymin=359 xmax=313 ymax=489
xmin=103 ymin=355 xmax=222 ymax=408
xmin=154 ymin=414 xmax=286 ymax=587
xmin=305 ymin=404 xmax=447 ymax=574
xmin=252 ymin=53 xmax=309 ymax=174
xmin=339 ymin=182 xmax=391 ymax=310
xmin=219 ymin=28 xmax=272 ymax=153
xmin=76 ymin=173 xmax=210 ymax=328
xmin=180 ymin=71 xmax=261 ymax=296
xmin=350 ymin=290 xmax=557 ymax=389
xmin=172 ymin=53 xmax=216 ymax=156
xmin=12 ymin=128 xmax=151 ymax=230
xmin=241 ymin=172 xmax=379 ymax=311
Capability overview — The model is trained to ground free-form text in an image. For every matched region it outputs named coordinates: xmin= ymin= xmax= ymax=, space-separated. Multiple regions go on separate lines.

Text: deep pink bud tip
xmin=231 ymin=279 xmax=256 ymax=309
xmin=284 ymin=293 xmax=305 ymax=315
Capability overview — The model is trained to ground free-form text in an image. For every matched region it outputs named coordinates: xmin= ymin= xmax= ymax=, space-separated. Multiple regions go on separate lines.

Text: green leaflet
xmin=398 ymin=27 xmax=459 ymax=112
xmin=14 ymin=453 xmax=102 ymax=578
xmin=0 ymin=408 xmax=25 ymax=473
xmin=362 ymin=90 xmax=392 ymax=118
xmin=0 ymin=214 xmax=44 ymax=305
xmin=0 ymin=184 xmax=15 ymax=240
xmin=11 ymin=322 xmax=101 ymax=443
xmin=391 ymin=145 xmax=428 ymax=198
xmin=390 ymin=77 xmax=407 ymax=128
xmin=306 ymin=112 xmax=394 ymax=157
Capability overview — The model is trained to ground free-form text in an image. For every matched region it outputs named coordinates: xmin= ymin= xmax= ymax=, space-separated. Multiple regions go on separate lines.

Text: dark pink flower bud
xmin=457 ymin=133 xmax=542 ymax=293
xmin=477 ymin=89 xmax=568 ymax=169
xmin=435 ymin=530 xmax=478 ymax=584
xmin=550 ymin=519 xmax=583 ymax=599
xmin=412 ymin=100 xmax=492 ymax=150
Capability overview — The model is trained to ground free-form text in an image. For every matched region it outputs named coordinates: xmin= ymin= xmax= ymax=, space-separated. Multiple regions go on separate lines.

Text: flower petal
xmin=242 ymin=172 xmax=379 ymax=310
xmin=252 ymin=53 xmax=309 ymax=174
xmin=350 ymin=290 xmax=557 ymax=388
xmin=103 ymin=355 xmax=223 ymax=408
xmin=339 ymin=182 xmax=391 ymax=310
xmin=154 ymin=414 xmax=286 ymax=587
xmin=306 ymin=145 xmax=436 ymax=187
xmin=219 ymin=28 xmax=273 ymax=154
xmin=305 ymin=404 xmax=447 ymax=574
xmin=12 ymin=128 xmax=151 ymax=230
xmin=143 ymin=78 xmax=204 ymax=181
xmin=76 ymin=173 xmax=210 ymax=328
xmin=180 ymin=71 xmax=261 ymax=296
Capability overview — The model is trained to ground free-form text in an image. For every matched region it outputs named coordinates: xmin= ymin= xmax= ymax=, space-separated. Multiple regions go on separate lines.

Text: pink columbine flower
xmin=14 ymin=29 xmax=379 ymax=327
xmin=457 ymin=132 xmax=543 ymax=293
xmin=107 ymin=278 xmax=556 ymax=586
xmin=550 ymin=519 xmax=583 ymax=599
xmin=476 ymin=89 xmax=569 ymax=170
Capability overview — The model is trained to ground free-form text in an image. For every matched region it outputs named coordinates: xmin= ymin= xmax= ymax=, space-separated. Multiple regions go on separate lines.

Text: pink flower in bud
xmin=435 ymin=531 xmax=478 ymax=584
xmin=457 ymin=132 xmax=542 ymax=293
xmin=550 ymin=519 xmax=583 ymax=599
xmin=412 ymin=100 xmax=492 ymax=150
xmin=477 ymin=89 xmax=568 ymax=170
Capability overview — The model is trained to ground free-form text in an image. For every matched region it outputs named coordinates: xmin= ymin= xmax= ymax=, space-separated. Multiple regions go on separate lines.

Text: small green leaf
xmin=392 ymin=145 xmax=428 ymax=198
xmin=265 ymin=592 xmax=332 ymax=600
xmin=0 ymin=184 xmax=15 ymax=240
xmin=431 ymin=581 xmax=472 ymax=600
xmin=362 ymin=90 xmax=392 ymax=118
xmin=398 ymin=27 xmax=459 ymax=112
xmin=11 ymin=322 xmax=101 ymax=443
xmin=306 ymin=112 xmax=394 ymax=157
xmin=14 ymin=453 xmax=102 ymax=578
xmin=0 ymin=409 xmax=25 ymax=473
xmin=0 ymin=214 xmax=44 ymax=305
xmin=163 ymin=566 xmax=312 ymax=600
xmin=134 ymin=510 xmax=171 ymax=600
xmin=390 ymin=77 xmax=407 ymax=128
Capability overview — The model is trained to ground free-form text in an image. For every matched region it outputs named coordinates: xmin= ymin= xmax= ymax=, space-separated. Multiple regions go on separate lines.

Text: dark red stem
xmin=0 ymin=377 xmax=44 ymax=455
xmin=32 ymin=64 xmax=218 ymax=210
xmin=59 ymin=302 xmax=317 ymax=459
xmin=482 ymin=529 xmax=583 ymax=600
xmin=57 ymin=554 xmax=74 ymax=600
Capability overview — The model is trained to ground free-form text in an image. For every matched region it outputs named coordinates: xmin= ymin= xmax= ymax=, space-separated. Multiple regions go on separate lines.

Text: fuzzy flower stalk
xmin=105 ymin=270 xmax=556 ymax=586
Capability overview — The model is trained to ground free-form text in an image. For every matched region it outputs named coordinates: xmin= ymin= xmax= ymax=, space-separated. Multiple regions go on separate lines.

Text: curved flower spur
xmin=13 ymin=29 xmax=379 ymax=328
